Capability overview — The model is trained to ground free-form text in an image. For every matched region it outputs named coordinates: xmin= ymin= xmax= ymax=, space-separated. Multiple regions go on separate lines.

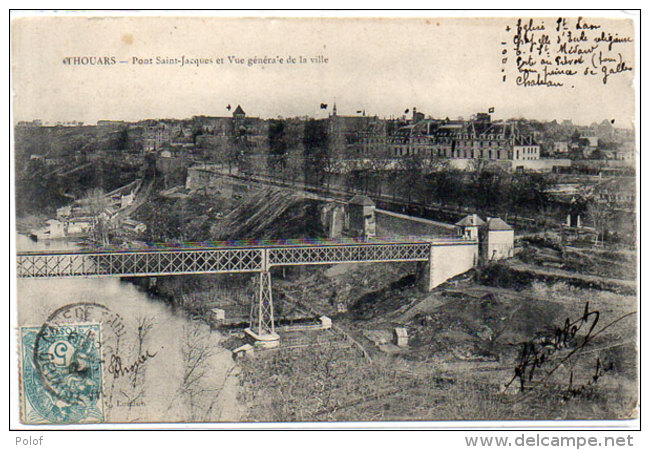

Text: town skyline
xmin=15 ymin=104 xmax=635 ymax=130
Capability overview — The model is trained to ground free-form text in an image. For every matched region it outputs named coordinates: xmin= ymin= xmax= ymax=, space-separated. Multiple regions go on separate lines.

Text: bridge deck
xmin=16 ymin=237 xmax=475 ymax=278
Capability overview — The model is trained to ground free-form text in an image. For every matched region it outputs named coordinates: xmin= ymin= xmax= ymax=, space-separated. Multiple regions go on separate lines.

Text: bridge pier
xmin=419 ymin=241 xmax=479 ymax=291
xmin=245 ymin=251 xmax=280 ymax=348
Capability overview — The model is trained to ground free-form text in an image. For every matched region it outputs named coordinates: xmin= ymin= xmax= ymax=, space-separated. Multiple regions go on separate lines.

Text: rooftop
xmin=455 ymin=214 xmax=486 ymax=227
xmin=348 ymin=195 xmax=375 ymax=206
xmin=485 ymin=217 xmax=513 ymax=231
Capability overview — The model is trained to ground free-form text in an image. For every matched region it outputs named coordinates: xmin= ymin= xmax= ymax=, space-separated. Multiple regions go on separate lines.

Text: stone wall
xmin=375 ymin=209 xmax=455 ymax=239
xmin=424 ymin=242 xmax=479 ymax=290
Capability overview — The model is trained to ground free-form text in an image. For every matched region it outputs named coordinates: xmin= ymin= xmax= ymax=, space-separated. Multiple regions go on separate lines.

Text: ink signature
xmin=107 ymin=350 xmax=158 ymax=379
xmin=503 ymin=302 xmax=635 ymax=403
xmin=564 ymin=356 xmax=615 ymax=400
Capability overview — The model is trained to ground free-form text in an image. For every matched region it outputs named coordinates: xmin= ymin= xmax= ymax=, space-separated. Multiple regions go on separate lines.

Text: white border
xmin=3 ymin=6 xmax=645 ymax=447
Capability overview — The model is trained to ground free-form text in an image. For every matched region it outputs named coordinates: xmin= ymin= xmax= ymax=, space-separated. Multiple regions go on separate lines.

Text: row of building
xmin=21 ymin=104 xmax=634 ymax=173
xmin=31 ymin=180 xmax=147 ymax=241
xmin=329 ymin=109 xmax=551 ymax=172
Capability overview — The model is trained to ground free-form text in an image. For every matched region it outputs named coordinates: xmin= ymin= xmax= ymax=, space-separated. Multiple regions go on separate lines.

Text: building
xmin=142 ymin=124 xmax=171 ymax=152
xmin=346 ymin=195 xmax=376 ymax=239
xmin=455 ymin=214 xmax=515 ymax=262
xmin=552 ymin=141 xmax=570 ymax=155
xmin=592 ymin=177 xmax=635 ymax=212
xmin=327 ymin=104 xmax=388 ymax=158
xmin=610 ymin=142 xmax=635 ymax=162
xmin=386 ymin=112 xmax=540 ymax=170
xmin=97 ymin=120 xmax=126 ymax=128
xmin=54 ymin=121 xmax=84 ymax=127
xmin=455 ymin=214 xmax=485 ymax=240
xmin=16 ymin=119 xmax=43 ymax=127
xmin=480 ymin=217 xmax=515 ymax=262
xmin=192 ymin=105 xmax=268 ymax=160
xmin=320 ymin=316 xmax=332 ymax=330
xmin=393 ymin=327 xmax=408 ymax=348
xmin=233 ymin=104 xmax=246 ymax=120
xmin=66 ymin=217 xmax=93 ymax=236
xmin=579 ymin=131 xmax=599 ymax=149
xmin=120 ymin=219 xmax=147 ymax=235
xmin=30 ymin=219 xmax=66 ymax=240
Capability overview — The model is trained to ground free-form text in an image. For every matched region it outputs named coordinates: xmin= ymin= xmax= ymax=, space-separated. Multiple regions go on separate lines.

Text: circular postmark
xmin=33 ymin=302 xmax=126 ymax=406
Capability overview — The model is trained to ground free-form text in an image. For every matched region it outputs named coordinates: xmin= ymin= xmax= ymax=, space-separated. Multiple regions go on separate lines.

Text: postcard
xmin=11 ymin=11 xmax=638 ymax=427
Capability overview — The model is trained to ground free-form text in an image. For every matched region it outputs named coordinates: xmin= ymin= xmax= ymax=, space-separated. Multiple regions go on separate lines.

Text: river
xmin=16 ymin=234 xmax=240 ymax=423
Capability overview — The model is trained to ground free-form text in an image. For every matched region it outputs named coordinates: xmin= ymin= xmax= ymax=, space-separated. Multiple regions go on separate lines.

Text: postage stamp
xmin=20 ymin=324 xmax=104 ymax=424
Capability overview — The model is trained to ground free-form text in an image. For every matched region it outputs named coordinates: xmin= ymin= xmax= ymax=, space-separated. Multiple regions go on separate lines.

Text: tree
xmin=303 ymin=119 xmax=329 ymax=188
xmin=589 ymin=149 xmax=606 ymax=160
xmin=177 ymin=322 xmax=221 ymax=421
xmin=397 ymin=154 xmax=425 ymax=203
xmin=586 ymin=199 xmax=612 ymax=247
xmin=268 ymin=119 xmax=288 ymax=180
xmin=81 ymin=188 xmax=112 ymax=245
xmin=114 ymin=128 xmax=129 ymax=151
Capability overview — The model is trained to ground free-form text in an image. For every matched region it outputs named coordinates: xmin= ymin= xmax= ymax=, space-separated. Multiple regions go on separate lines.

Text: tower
xmin=232 ymin=104 xmax=246 ymax=120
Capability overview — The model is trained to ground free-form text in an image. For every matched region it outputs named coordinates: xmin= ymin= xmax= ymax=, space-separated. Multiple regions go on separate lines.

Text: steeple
xmin=233 ymin=105 xmax=245 ymax=119
xmin=332 ymin=103 xmax=337 ymax=116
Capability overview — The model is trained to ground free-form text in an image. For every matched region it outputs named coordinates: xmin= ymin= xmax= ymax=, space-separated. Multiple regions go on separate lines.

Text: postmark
xmin=20 ymin=302 xmax=128 ymax=424
xmin=20 ymin=324 xmax=104 ymax=424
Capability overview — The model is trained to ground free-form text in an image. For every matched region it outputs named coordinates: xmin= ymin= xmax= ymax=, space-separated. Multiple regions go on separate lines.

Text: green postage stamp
xmin=19 ymin=324 xmax=105 ymax=424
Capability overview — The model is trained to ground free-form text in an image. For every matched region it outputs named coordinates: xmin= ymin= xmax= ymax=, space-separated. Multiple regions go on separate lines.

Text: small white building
xmin=513 ymin=145 xmax=540 ymax=161
xmin=47 ymin=219 xmax=66 ymax=238
xmin=480 ymin=217 xmax=515 ymax=262
xmin=393 ymin=327 xmax=408 ymax=348
xmin=553 ymin=141 xmax=570 ymax=155
xmin=66 ymin=218 xmax=93 ymax=235
xmin=455 ymin=214 xmax=485 ymax=241
xmin=31 ymin=219 xmax=66 ymax=240
xmin=211 ymin=308 xmax=226 ymax=322
xmin=320 ymin=316 xmax=332 ymax=330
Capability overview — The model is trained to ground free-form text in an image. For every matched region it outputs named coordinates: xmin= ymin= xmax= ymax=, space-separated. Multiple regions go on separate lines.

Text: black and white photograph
xmin=8 ymin=9 xmax=641 ymax=440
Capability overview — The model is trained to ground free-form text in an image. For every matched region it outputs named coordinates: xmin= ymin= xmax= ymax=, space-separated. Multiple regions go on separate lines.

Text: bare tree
xmin=586 ymin=199 xmax=613 ymax=247
xmin=177 ymin=322 xmax=219 ymax=421
xmin=80 ymin=187 xmax=112 ymax=244
xmin=132 ymin=315 xmax=156 ymax=388
xmin=397 ymin=154 xmax=424 ymax=203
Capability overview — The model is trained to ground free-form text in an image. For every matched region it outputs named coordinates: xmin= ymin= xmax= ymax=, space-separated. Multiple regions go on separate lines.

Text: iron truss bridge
xmin=13 ymin=238 xmax=470 ymax=279
xmin=17 ymin=237 xmax=473 ymax=339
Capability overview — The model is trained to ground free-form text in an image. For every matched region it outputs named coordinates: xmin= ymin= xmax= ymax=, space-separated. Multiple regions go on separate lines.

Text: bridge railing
xmin=268 ymin=242 xmax=430 ymax=266
xmin=16 ymin=248 xmax=264 ymax=278
xmin=16 ymin=239 xmax=474 ymax=278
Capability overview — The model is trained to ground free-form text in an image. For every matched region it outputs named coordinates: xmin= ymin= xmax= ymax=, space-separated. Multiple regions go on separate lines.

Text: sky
xmin=11 ymin=14 xmax=637 ymax=127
